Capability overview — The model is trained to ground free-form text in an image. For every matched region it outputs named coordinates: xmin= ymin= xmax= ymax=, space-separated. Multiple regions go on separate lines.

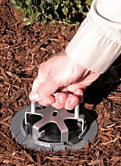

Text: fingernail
xmin=31 ymin=92 xmax=40 ymax=100
xmin=75 ymin=89 xmax=83 ymax=95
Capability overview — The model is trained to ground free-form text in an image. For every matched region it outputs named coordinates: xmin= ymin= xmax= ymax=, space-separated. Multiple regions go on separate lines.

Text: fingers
xmin=52 ymin=92 xmax=67 ymax=109
xmin=62 ymin=86 xmax=84 ymax=96
xmin=29 ymin=91 xmax=40 ymax=101
xmin=65 ymin=94 xmax=80 ymax=110
xmin=30 ymin=90 xmax=82 ymax=110
xmin=29 ymin=77 xmax=85 ymax=110
xmin=52 ymin=92 xmax=81 ymax=110
xmin=29 ymin=91 xmax=55 ymax=106
xmin=38 ymin=96 xmax=55 ymax=106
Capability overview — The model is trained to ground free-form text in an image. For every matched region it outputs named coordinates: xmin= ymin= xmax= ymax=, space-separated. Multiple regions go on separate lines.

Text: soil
xmin=0 ymin=1 xmax=121 ymax=166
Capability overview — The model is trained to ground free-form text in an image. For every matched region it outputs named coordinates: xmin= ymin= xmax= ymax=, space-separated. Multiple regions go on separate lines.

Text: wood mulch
xmin=0 ymin=1 xmax=121 ymax=165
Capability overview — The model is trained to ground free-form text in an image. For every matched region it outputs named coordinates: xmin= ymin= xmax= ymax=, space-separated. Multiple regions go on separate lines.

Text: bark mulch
xmin=0 ymin=1 xmax=121 ymax=165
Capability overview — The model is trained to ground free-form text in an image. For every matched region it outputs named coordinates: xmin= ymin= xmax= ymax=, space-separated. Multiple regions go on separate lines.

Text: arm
xmin=66 ymin=0 xmax=121 ymax=73
xmin=30 ymin=0 xmax=121 ymax=109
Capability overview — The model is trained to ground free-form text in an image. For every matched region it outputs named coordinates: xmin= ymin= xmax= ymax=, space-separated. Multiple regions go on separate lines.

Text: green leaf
xmin=86 ymin=0 xmax=92 ymax=6
xmin=10 ymin=0 xmax=16 ymax=5
xmin=62 ymin=6 xmax=68 ymax=16
xmin=11 ymin=0 xmax=90 ymax=26
xmin=25 ymin=0 xmax=32 ymax=6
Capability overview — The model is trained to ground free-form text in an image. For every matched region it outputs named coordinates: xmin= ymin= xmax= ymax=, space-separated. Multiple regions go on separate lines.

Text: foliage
xmin=10 ymin=0 xmax=93 ymax=25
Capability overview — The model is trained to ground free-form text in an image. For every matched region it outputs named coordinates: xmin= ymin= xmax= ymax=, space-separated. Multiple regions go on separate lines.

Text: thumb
xmin=31 ymin=76 xmax=59 ymax=99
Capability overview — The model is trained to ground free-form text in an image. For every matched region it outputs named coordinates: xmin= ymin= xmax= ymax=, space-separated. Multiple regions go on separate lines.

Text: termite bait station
xmin=10 ymin=103 xmax=98 ymax=151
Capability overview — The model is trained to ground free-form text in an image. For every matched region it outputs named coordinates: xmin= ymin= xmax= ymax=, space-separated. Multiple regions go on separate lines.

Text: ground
xmin=0 ymin=1 xmax=121 ymax=166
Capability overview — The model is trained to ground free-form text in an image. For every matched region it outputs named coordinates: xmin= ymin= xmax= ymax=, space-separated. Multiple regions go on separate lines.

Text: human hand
xmin=29 ymin=51 xmax=100 ymax=110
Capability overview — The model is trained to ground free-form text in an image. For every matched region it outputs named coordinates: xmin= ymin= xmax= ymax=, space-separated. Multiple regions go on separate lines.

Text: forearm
xmin=66 ymin=0 xmax=121 ymax=74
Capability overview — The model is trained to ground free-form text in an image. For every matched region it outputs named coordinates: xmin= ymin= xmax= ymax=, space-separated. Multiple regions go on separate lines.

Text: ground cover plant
xmin=0 ymin=0 xmax=121 ymax=165
xmin=10 ymin=0 xmax=92 ymax=25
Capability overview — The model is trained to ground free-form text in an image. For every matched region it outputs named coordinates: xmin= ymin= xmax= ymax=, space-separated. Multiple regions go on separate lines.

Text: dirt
xmin=0 ymin=1 xmax=121 ymax=166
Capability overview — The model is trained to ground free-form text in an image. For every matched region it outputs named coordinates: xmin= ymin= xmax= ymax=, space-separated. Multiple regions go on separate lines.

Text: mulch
xmin=0 ymin=0 xmax=121 ymax=165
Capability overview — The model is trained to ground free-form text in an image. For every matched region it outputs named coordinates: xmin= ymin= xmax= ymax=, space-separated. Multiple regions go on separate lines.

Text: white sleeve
xmin=65 ymin=0 xmax=121 ymax=74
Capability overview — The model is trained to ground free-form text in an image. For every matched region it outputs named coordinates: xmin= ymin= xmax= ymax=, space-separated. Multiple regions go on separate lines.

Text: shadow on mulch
xmin=85 ymin=56 xmax=121 ymax=105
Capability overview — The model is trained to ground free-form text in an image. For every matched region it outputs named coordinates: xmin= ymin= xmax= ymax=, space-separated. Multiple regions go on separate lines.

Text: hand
xmin=29 ymin=51 xmax=100 ymax=110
